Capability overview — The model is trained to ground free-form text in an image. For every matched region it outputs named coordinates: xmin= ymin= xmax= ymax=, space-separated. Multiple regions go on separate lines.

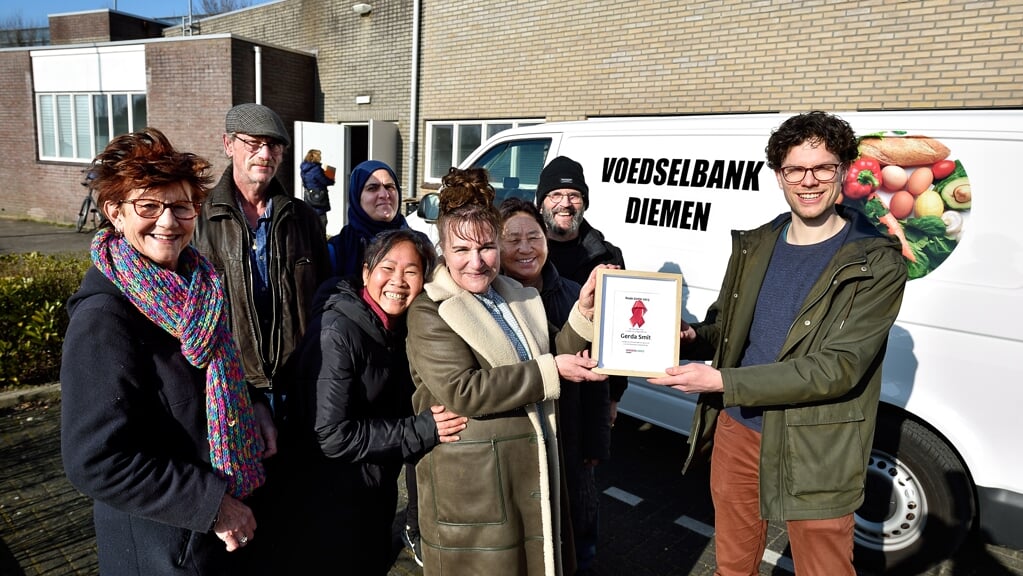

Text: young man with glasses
xmin=536 ymin=155 xmax=625 ymax=573
xmin=648 ymin=111 xmax=908 ymax=575
xmin=193 ymin=103 xmax=331 ymax=575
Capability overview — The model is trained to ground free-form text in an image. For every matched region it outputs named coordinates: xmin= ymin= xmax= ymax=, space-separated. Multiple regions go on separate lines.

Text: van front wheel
xmin=854 ymin=413 xmax=976 ymax=573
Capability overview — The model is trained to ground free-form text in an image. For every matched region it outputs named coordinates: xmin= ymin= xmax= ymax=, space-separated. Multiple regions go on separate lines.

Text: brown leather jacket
xmin=193 ymin=167 xmax=331 ymax=392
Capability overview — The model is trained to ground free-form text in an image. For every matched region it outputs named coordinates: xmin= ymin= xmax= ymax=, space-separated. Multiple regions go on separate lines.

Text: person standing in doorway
xmin=649 ymin=111 xmax=908 ymax=575
xmin=300 ymin=148 xmax=335 ymax=231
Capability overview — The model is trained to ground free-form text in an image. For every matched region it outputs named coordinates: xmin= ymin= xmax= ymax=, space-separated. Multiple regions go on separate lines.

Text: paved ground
xmin=0 ymin=219 xmax=93 ymax=257
xmin=2 ymin=218 xmax=1021 ymax=575
xmin=4 ymin=396 xmax=1023 ymax=576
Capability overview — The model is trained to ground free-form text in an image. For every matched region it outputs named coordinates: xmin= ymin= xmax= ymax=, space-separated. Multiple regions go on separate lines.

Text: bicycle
xmin=75 ymin=171 xmax=104 ymax=233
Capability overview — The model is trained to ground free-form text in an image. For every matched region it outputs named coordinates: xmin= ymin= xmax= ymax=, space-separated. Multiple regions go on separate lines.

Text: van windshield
xmin=471 ymin=138 xmax=551 ymax=206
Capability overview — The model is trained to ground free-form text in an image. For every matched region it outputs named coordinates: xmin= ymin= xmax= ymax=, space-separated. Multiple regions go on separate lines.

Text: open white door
xmin=368 ymin=119 xmax=398 ymax=171
xmin=293 ymin=121 xmax=345 ymax=235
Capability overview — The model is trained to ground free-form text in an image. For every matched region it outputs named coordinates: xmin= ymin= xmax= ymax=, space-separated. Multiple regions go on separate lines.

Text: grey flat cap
xmin=225 ymin=103 xmax=291 ymax=147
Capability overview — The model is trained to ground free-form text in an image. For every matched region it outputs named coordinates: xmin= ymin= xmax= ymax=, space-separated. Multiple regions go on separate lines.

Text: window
xmin=470 ymin=138 xmax=552 ymax=205
xmin=426 ymin=119 xmax=543 ymax=181
xmin=37 ymin=92 xmax=146 ymax=162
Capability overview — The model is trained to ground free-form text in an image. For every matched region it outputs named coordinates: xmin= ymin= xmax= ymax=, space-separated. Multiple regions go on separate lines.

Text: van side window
xmin=472 ymin=139 xmax=551 ymax=205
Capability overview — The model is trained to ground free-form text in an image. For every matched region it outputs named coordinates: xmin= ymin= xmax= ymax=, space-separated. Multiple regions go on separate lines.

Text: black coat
xmin=538 ymin=262 xmax=611 ymax=470
xmin=547 ymin=219 xmax=629 ymax=403
xmin=288 ymin=277 xmax=438 ymax=574
xmin=60 ymin=267 xmax=232 ymax=575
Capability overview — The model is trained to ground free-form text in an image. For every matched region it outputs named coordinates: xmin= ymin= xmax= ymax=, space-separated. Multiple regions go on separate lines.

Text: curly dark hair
xmin=765 ymin=111 xmax=858 ymax=170
xmin=498 ymin=197 xmax=547 ymax=235
xmin=89 ymin=127 xmax=214 ymax=227
xmin=437 ymin=167 xmax=501 ymax=248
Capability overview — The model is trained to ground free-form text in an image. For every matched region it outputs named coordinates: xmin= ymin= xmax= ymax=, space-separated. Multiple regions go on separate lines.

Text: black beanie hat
xmin=536 ymin=156 xmax=589 ymax=209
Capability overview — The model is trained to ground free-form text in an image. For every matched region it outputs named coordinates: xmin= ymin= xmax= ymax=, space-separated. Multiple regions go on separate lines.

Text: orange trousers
xmin=709 ymin=411 xmax=855 ymax=576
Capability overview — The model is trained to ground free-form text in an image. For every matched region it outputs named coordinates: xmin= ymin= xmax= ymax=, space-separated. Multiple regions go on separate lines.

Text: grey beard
xmin=543 ymin=209 xmax=583 ymax=238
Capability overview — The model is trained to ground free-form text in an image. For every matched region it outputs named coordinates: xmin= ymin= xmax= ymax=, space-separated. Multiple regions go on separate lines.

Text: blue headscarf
xmin=327 ymin=160 xmax=409 ymax=277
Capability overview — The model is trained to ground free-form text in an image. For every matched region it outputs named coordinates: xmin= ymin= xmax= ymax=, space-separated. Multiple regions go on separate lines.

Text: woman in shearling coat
xmin=405 ymin=167 xmax=608 ymax=576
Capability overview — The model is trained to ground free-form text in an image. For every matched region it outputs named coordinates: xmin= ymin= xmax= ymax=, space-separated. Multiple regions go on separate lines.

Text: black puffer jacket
xmin=287 ymin=277 xmax=438 ymax=573
xmin=193 ymin=168 xmax=331 ymax=392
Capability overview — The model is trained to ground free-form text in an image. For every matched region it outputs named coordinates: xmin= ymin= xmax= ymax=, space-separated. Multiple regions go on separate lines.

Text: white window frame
xmin=36 ymin=91 xmax=146 ymax=163
xmin=425 ymin=119 xmax=543 ymax=183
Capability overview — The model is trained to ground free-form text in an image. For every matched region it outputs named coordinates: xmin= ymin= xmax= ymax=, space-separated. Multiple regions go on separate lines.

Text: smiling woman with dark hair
xmin=288 ymin=228 xmax=465 ymax=574
xmin=498 ymin=196 xmax=612 ymax=572
xmin=60 ymin=127 xmax=273 ymax=575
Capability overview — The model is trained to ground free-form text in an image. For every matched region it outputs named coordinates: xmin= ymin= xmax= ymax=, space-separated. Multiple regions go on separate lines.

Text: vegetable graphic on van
xmin=842 ymin=133 xmax=971 ymax=279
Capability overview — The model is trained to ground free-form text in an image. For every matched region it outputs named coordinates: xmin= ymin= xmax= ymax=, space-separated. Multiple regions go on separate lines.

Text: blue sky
xmin=2 ymin=1 xmax=263 ymax=26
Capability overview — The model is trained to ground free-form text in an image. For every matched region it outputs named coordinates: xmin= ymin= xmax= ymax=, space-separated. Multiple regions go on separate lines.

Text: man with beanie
xmin=194 ymin=103 xmax=331 ymax=574
xmin=537 ymin=155 xmax=627 ymax=573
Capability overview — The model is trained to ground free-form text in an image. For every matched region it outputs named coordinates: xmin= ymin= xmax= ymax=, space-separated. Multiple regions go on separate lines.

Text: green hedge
xmin=0 ymin=253 xmax=90 ymax=390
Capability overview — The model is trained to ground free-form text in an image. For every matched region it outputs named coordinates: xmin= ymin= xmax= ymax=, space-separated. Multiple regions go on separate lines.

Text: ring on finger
xmin=239 ymin=535 xmax=249 ymax=544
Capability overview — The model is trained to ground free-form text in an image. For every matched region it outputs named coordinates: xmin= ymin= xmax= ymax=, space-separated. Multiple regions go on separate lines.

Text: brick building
xmin=1 ymin=0 xmax=1021 ymax=224
xmin=0 ymin=9 xmax=315 ymax=224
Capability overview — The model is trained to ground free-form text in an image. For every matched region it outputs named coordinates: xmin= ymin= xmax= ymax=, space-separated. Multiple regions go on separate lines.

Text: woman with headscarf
xmin=60 ymin=127 xmax=275 ymax=575
xmin=405 ymin=167 xmax=610 ymax=575
xmin=326 ymin=160 xmax=407 ymax=278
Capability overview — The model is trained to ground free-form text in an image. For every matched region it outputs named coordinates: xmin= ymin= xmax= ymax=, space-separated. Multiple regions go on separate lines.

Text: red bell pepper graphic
xmin=630 ymin=299 xmax=647 ymax=327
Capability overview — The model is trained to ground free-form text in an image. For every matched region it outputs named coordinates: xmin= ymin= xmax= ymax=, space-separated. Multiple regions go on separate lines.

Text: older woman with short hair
xmin=61 ymin=127 xmax=273 ymax=575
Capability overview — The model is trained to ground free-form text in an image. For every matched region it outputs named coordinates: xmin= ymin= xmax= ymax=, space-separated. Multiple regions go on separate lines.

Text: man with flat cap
xmin=194 ymin=103 xmax=330 ymax=573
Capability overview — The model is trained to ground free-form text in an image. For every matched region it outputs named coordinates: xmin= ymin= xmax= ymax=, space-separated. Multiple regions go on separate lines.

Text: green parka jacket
xmin=682 ymin=205 xmax=908 ymax=521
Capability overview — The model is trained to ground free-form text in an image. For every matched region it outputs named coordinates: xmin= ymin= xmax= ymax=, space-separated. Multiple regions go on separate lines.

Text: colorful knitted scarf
xmin=91 ymin=228 xmax=266 ymax=498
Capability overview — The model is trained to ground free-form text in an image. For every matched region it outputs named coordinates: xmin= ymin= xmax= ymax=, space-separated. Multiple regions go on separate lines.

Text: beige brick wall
xmin=409 ymin=0 xmax=1022 ymax=192
xmin=168 ymin=0 xmax=415 ymax=178
xmin=7 ymin=0 xmax=1020 ymax=223
xmin=168 ymin=0 xmax=1023 ymax=196
xmin=418 ymin=0 xmax=1023 ymax=119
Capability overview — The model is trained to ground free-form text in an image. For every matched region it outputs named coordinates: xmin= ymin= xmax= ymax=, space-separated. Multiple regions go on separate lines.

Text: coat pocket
xmin=783 ymin=404 xmax=866 ymax=496
xmin=429 ymin=435 xmax=535 ymax=526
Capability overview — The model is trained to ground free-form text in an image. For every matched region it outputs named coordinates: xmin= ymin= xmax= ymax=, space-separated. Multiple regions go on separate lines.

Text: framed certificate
xmin=591 ymin=269 xmax=683 ymax=377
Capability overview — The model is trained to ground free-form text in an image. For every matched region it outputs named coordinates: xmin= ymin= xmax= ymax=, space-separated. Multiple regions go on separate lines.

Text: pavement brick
xmin=2 ymin=218 xmax=1022 ymax=576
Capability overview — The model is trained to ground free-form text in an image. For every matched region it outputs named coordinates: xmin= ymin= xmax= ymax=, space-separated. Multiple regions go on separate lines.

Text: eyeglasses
xmin=779 ymin=163 xmax=840 ymax=184
xmin=233 ymin=134 xmax=285 ymax=155
xmin=546 ymin=191 xmax=584 ymax=204
xmin=120 ymin=199 xmax=201 ymax=220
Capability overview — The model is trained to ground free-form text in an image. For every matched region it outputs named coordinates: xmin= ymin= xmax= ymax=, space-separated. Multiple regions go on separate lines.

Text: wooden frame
xmin=591 ymin=269 xmax=683 ymax=377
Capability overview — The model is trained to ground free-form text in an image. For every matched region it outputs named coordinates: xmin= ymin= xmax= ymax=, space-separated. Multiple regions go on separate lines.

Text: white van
xmin=409 ymin=110 xmax=1023 ymax=572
